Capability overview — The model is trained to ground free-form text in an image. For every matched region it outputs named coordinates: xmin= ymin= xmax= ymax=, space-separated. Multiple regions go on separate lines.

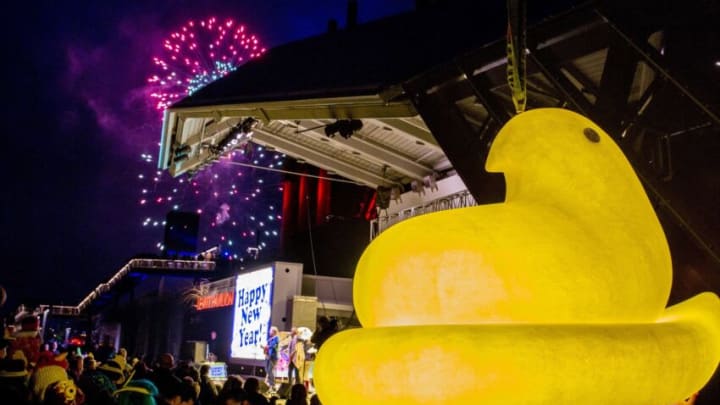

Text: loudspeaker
xmin=164 ymin=211 xmax=200 ymax=256
xmin=291 ymin=296 xmax=317 ymax=329
xmin=234 ymin=364 xmax=254 ymax=376
xmin=254 ymin=366 xmax=267 ymax=378
xmin=181 ymin=340 xmax=207 ymax=363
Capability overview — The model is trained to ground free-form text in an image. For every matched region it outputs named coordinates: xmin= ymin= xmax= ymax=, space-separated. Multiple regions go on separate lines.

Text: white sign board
xmin=230 ymin=266 xmax=274 ymax=360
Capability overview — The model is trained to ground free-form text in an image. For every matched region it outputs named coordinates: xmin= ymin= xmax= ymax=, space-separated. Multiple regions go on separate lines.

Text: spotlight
xmin=222 ymin=117 xmax=259 ymax=150
xmin=173 ymin=144 xmax=191 ymax=163
xmin=219 ymin=119 xmax=251 ymax=150
xmin=324 ymin=119 xmax=363 ymax=139
xmin=227 ymin=126 xmax=244 ymax=142
xmin=216 ymin=134 xmax=234 ymax=151
xmin=240 ymin=117 xmax=260 ymax=135
xmin=376 ymin=186 xmax=392 ymax=209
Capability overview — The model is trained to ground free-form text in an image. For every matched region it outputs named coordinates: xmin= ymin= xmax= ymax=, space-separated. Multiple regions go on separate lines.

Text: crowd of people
xmin=1 ymin=341 xmax=321 ymax=405
xmin=0 ymin=313 xmax=341 ymax=405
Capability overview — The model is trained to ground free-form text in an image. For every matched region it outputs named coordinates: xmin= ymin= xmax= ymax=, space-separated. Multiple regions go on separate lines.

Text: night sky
xmin=0 ymin=0 xmax=415 ymax=310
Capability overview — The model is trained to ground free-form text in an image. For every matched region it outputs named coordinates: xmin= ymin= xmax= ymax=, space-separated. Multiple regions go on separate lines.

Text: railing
xmin=21 ymin=259 xmax=219 ymax=316
xmin=370 ymin=190 xmax=477 ymax=240
xmin=38 ymin=305 xmax=80 ymax=317
xmin=129 ymin=259 xmax=216 ymax=271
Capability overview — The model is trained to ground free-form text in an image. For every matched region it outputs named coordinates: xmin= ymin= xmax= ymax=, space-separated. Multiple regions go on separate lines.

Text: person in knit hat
xmin=11 ymin=315 xmax=42 ymax=366
xmin=44 ymin=378 xmax=85 ymax=405
xmin=98 ymin=353 xmax=129 ymax=386
xmin=115 ymin=378 xmax=160 ymax=405
xmin=78 ymin=353 xmax=116 ymax=405
xmin=0 ymin=349 xmax=30 ymax=403
xmin=148 ymin=353 xmax=181 ymax=399
xmin=31 ymin=350 xmax=71 ymax=402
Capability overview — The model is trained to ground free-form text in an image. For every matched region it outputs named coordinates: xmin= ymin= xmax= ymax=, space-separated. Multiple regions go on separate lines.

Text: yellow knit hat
xmin=0 ymin=350 xmax=28 ymax=378
xmin=32 ymin=353 xmax=69 ymax=402
xmin=98 ymin=354 xmax=128 ymax=385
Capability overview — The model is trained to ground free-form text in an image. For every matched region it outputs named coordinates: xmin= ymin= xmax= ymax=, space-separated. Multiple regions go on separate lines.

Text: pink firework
xmin=147 ymin=17 xmax=266 ymax=111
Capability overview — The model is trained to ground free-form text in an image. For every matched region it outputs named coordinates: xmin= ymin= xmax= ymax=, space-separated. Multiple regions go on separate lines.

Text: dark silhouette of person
xmin=198 ymin=364 xmax=218 ymax=405
xmin=148 ymin=353 xmax=182 ymax=400
xmin=285 ymin=383 xmax=307 ymax=405
xmin=243 ymin=377 xmax=269 ymax=405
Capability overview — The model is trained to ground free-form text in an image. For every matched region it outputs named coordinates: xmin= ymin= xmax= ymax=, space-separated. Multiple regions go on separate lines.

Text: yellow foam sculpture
xmin=314 ymin=108 xmax=720 ymax=404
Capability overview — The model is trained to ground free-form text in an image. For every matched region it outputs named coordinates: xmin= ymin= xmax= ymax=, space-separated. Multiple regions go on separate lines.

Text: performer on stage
xmin=263 ymin=326 xmax=279 ymax=393
xmin=287 ymin=327 xmax=300 ymax=386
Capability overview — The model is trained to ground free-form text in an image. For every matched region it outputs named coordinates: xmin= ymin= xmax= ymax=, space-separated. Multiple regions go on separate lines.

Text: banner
xmin=230 ymin=266 xmax=274 ymax=360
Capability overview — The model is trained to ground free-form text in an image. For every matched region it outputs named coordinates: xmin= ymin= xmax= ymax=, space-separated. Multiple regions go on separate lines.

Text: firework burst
xmin=139 ymin=17 xmax=281 ymax=261
xmin=147 ymin=17 xmax=267 ymax=111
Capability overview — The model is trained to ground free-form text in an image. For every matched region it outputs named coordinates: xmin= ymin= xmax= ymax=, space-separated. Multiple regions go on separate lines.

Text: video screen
xmin=230 ymin=266 xmax=274 ymax=360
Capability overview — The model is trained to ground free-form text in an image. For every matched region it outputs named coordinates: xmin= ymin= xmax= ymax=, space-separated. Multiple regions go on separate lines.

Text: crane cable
xmin=506 ymin=0 xmax=527 ymax=114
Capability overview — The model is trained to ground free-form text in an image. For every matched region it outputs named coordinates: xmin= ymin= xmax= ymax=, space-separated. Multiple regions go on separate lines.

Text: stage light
xmin=215 ymin=117 xmax=258 ymax=154
xmin=375 ymin=186 xmax=391 ymax=209
xmin=240 ymin=117 xmax=259 ymax=135
xmin=314 ymin=108 xmax=720 ymax=405
xmin=216 ymin=134 xmax=233 ymax=151
xmin=172 ymin=144 xmax=191 ymax=163
xmin=324 ymin=119 xmax=363 ymax=139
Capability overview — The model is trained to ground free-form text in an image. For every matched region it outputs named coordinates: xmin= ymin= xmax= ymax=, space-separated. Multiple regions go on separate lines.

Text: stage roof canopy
xmin=159 ymin=0 xmax=720 ymax=272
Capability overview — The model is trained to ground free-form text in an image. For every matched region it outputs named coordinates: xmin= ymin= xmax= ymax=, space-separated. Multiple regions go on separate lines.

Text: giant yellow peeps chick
xmin=314 ymin=108 xmax=720 ymax=405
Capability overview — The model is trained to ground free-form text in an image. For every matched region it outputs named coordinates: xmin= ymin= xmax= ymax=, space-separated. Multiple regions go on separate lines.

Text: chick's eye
xmin=583 ymin=127 xmax=600 ymax=143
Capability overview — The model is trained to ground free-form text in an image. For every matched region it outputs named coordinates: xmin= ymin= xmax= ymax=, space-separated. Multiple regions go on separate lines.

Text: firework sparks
xmin=147 ymin=17 xmax=267 ymax=111
xmin=140 ymin=17 xmax=280 ymax=261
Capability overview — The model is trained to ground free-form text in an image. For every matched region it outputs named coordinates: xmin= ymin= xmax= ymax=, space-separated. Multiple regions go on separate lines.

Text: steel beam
xmin=299 ymin=120 xmax=434 ymax=181
xmin=404 ymin=74 xmax=505 ymax=204
xmin=373 ymin=118 xmax=443 ymax=153
xmin=252 ymin=128 xmax=394 ymax=188
xmin=458 ymin=65 xmax=513 ymax=125
xmin=594 ymin=34 xmax=639 ymax=135
xmin=528 ymin=48 xmax=595 ymax=116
